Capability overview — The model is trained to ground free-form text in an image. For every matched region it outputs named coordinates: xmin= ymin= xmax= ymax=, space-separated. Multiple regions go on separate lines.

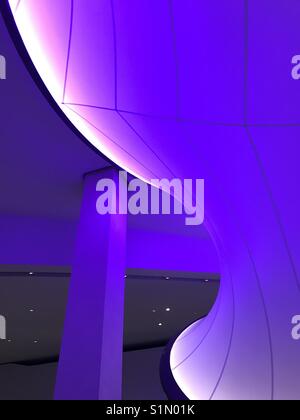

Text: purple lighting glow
xmin=8 ymin=0 xmax=300 ymax=400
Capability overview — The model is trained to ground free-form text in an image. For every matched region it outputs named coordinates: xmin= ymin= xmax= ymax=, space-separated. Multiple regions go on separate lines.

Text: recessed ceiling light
xmin=166 ymin=308 xmax=171 ymax=312
xmin=165 ymin=277 xmax=171 ymax=280
xmin=34 ymin=340 xmax=39 ymax=344
xmin=205 ymin=279 xmax=209 ymax=282
xmin=29 ymin=309 xmax=35 ymax=313
xmin=29 ymin=272 xmax=34 ymax=276
xmin=158 ymin=323 xmax=163 ymax=327
xmin=152 ymin=309 xmax=156 ymax=313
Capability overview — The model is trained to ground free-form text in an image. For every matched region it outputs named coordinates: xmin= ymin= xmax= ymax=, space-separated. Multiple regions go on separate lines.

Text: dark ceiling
xmin=0 ymin=266 xmax=219 ymax=365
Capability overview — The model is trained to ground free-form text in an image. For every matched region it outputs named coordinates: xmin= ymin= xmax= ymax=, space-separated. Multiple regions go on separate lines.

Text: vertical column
xmin=55 ymin=167 xmax=127 ymax=400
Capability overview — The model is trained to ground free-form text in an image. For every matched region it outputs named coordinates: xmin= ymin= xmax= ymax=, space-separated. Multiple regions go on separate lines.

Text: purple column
xmin=55 ymin=167 xmax=127 ymax=401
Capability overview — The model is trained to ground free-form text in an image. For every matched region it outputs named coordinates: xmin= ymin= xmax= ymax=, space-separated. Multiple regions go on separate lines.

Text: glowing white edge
xmin=9 ymin=0 xmax=153 ymax=187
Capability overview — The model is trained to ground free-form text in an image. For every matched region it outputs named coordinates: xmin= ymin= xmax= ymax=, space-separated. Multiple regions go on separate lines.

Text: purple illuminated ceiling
xmin=8 ymin=0 xmax=300 ymax=400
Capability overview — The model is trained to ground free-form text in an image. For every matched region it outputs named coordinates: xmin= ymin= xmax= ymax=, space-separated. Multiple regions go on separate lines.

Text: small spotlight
xmin=165 ymin=277 xmax=171 ymax=280
xmin=204 ymin=279 xmax=209 ymax=283
xmin=34 ymin=340 xmax=39 ymax=344
xmin=29 ymin=272 xmax=34 ymax=276
xmin=29 ymin=309 xmax=35 ymax=313
xmin=166 ymin=308 xmax=171 ymax=312
xmin=158 ymin=323 xmax=163 ymax=327
xmin=152 ymin=309 xmax=157 ymax=313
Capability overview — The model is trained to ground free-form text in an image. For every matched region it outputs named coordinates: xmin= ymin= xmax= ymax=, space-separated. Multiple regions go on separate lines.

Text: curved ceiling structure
xmin=6 ymin=0 xmax=300 ymax=400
